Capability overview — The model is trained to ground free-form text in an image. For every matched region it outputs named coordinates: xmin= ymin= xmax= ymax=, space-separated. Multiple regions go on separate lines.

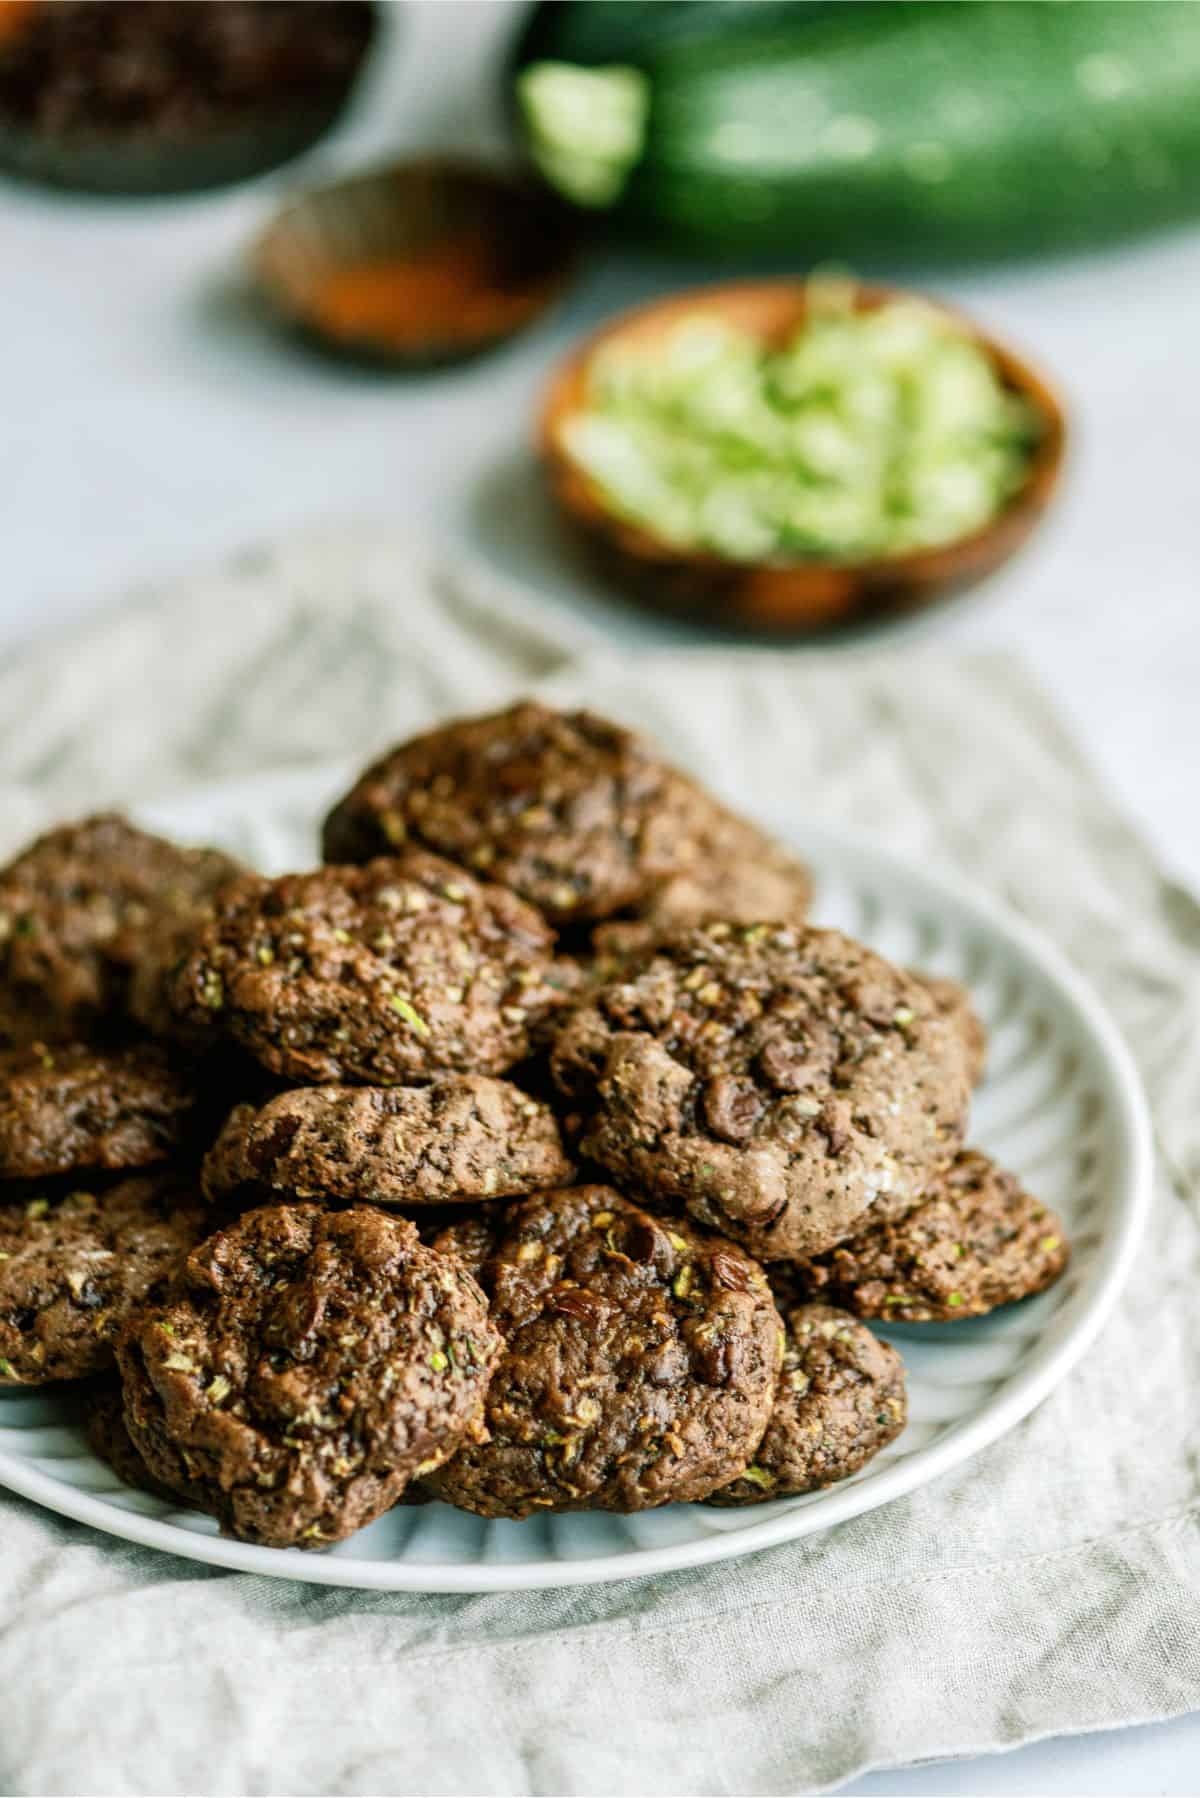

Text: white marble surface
xmin=1 ymin=4 xmax=1197 ymax=1789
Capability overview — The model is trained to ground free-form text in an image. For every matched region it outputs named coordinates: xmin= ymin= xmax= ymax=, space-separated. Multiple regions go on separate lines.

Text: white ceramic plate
xmin=0 ymin=766 xmax=1152 ymax=1592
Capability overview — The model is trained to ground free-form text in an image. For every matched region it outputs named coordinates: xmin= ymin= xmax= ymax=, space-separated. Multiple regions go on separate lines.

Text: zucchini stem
xmin=517 ymin=61 xmax=648 ymax=208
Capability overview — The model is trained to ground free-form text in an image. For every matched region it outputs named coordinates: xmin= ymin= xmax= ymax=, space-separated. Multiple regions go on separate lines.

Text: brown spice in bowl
xmin=255 ymin=158 xmax=579 ymax=365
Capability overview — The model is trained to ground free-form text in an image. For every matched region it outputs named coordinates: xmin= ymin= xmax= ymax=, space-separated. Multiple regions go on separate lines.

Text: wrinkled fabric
xmin=0 ymin=527 xmax=1196 ymax=1797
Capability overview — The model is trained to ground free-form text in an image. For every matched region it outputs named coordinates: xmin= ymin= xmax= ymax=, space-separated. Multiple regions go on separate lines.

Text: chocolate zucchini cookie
xmin=424 ymin=1185 xmax=782 ymax=1518
xmin=168 ymin=852 xmax=564 ymax=1085
xmin=202 ymin=1076 xmax=573 ymax=1209
xmin=709 ymin=1303 xmax=906 ymax=1505
xmin=321 ymin=702 xmax=811 ymax=930
xmin=912 ymin=972 xmax=987 ymax=1087
xmin=0 ymin=1170 xmax=209 ymax=1385
xmin=589 ymin=807 xmax=814 ymax=967
xmin=127 ymin=870 xmax=250 ymax=1044
xmin=0 ymin=814 xmax=243 ymax=1046
xmin=797 ymin=1149 xmax=1069 ymax=1322
xmin=427 ymin=1210 xmax=501 ymax=1281
xmin=116 ymin=1203 xmax=502 ymax=1548
xmin=551 ymin=923 xmax=971 ymax=1262
xmin=0 ymin=1042 xmax=198 ymax=1179
xmin=86 ymin=1384 xmax=196 ymax=1505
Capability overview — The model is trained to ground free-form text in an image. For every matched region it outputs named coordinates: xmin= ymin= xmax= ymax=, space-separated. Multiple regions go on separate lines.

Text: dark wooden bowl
xmin=540 ymin=281 xmax=1066 ymax=636
xmin=0 ymin=0 xmax=378 ymax=196
xmin=253 ymin=156 xmax=580 ymax=369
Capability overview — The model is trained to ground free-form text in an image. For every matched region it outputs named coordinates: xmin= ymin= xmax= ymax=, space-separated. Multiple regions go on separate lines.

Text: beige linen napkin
xmin=0 ymin=527 xmax=1197 ymax=1797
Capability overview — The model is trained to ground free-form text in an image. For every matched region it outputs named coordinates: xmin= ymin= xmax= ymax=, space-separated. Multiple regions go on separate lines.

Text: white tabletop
xmin=2 ymin=5 xmax=1196 ymax=1788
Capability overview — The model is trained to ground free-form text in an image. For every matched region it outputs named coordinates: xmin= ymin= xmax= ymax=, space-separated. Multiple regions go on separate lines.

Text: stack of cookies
xmin=0 ymin=704 xmax=1070 ymax=1550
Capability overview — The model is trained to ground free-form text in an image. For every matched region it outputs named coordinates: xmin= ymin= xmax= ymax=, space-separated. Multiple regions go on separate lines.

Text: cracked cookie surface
xmin=117 ymin=1202 xmax=503 ymax=1548
xmin=425 ymin=1185 xmax=781 ymax=1518
xmin=202 ymin=1076 xmax=573 ymax=1209
xmin=552 ymin=923 xmax=971 ymax=1262
xmin=168 ymin=851 xmax=563 ymax=1085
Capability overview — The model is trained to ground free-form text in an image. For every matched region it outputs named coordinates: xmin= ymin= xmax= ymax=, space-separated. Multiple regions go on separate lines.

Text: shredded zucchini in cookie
xmin=562 ymin=293 xmax=1040 ymax=562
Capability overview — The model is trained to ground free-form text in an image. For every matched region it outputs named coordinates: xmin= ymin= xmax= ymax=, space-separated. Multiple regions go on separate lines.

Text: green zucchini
xmin=513 ymin=1 xmax=1200 ymax=262
xmin=512 ymin=2 xmax=839 ymax=71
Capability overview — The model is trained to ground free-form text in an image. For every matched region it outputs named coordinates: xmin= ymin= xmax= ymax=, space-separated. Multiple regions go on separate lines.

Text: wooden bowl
xmin=0 ymin=0 xmax=378 ymax=196
xmin=539 ymin=281 xmax=1066 ymax=635
xmin=253 ymin=156 xmax=580 ymax=368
